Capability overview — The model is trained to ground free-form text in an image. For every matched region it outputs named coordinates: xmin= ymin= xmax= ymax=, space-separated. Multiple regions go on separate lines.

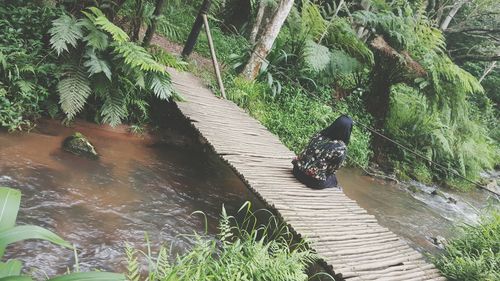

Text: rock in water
xmin=62 ymin=132 xmax=99 ymax=160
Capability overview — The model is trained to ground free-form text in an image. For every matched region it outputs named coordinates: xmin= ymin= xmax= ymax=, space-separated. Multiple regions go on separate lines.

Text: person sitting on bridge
xmin=292 ymin=115 xmax=353 ymax=189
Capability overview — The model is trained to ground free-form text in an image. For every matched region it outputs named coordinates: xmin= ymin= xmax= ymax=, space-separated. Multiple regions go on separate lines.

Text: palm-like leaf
xmin=147 ymin=73 xmax=173 ymax=100
xmin=83 ymin=49 xmax=112 ymax=80
xmin=303 ymin=40 xmax=331 ymax=73
xmin=114 ymin=42 xmax=165 ymax=73
xmin=49 ymin=14 xmax=83 ymax=55
xmin=83 ymin=7 xmax=129 ymax=43
xmin=101 ymin=93 xmax=128 ymax=126
xmin=57 ymin=66 xmax=92 ymax=119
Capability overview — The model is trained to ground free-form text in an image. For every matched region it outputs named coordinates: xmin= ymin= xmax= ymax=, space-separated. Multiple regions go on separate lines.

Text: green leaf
xmin=0 ymin=260 xmax=22 ymax=278
xmin=80 ymin=19 xmax=109 ymax=51
xmin=0 ymin=225 xmax=72 ymax=256
xmin=148 ymin=73 xmax=173 ymax=100
xmin=83 ymin=8 xmax=129 ymax=43
xmin=303 ymin=40 xmax=331 ymax=73
xmin=0 ymin=187 xmax=21 ymax=232
xmin=100 ymin=93 xmax=127 ymax=127
xmin=49 ymin=14 xmax=83 ymax=55
xmin=57 ymin=66 xmax=92 ymax=120
xmin=0 ymin=276 xmax=33 ymax=281
xmin=47 ymin=272 xmax=125 ymax=281
xmin=114 ymin=42 xmax=165 ymax=73
xmin=83 ymin=49 xmax=112 ymax=80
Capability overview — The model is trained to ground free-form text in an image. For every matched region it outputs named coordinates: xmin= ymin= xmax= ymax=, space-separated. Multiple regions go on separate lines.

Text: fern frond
xmin=157 ymin=15 xmax=182 ymax=41
xmin=147 ymin=73 xmax=173 ymax=100
xmin=155 ymin=246 xmax=171 ymax=279
xmin=100 ymin=91 xmax=128 ymax=126
xmin=114 ymin=42 xmax=165 ymax=73
xmin=83 ymin=7 xmax=129 ymax=43
xmin=301 ymin=1 xmax=327 ymax=40
xmin=57 ymin=66 xmax=92 ymax=119
xmin=49 ymin=14 xmax=83 ymax=55
xmin=325 ymin=18 xmax=374 ymax=65
xmin=125 ymin=243 xmax=141 ymax=281
xmin=302 ymin=40 xmax=330 ymax=73
xmin=149 ymin=45 xmax=188 ymax=71
xmin=80 ymin=18 xmax=109 ymax=51
xmin=83 ymin=49 xmax=112 ymax=80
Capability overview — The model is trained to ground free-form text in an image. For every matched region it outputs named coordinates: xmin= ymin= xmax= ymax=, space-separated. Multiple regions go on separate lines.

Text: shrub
xmin=434 ymin=211 xmax=500 ymax=281
xmin=124 ymin=204 xmax=322 ymax=281
xmin=0 ymin=3 xmax=61 ymax=130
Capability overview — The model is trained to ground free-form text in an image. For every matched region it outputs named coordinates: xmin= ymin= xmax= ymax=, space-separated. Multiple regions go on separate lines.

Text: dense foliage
xmin=0 ymin=1 xmax=181 ymax=129
xmin=125 ymin=205 xmax=321 ymax=281
xmin=159 ymin=0 xmax=499 ymax=189
xmin=0 ymin=3 xmax=61 ymax=131
xmin=1 ymin=0 xmax=498 ymax=187
xmin=434 ymin=211 xmax=500 ymax=281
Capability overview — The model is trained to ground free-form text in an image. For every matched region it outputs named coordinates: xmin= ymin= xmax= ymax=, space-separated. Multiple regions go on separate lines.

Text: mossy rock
xmin=62 ymin=132 xmax=99 ymax=160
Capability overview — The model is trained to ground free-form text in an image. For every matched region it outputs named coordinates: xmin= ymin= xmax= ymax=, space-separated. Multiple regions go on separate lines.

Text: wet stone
xmin=62 ymin=132 xmax=99 ymax=160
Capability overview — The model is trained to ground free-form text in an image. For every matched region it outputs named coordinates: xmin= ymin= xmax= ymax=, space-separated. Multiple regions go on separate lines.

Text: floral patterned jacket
xmin=292 ymin=133 xmax=347 ymax=181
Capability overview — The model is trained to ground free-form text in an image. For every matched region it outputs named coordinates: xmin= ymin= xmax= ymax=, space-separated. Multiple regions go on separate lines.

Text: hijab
xmin=321 ymin=115 xmax=353 ymax=145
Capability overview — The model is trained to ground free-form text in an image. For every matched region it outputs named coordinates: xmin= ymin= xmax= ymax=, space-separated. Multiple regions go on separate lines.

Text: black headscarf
xmin=321 ymin=115 xmax=353 ymax=145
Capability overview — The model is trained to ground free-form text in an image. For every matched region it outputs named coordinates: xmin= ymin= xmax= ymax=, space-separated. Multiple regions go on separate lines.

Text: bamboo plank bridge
xmin=169 ymin=68 xmax=446 ymax=281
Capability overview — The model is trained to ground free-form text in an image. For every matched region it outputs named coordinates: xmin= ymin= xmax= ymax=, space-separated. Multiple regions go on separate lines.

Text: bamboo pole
xmin=202 ymin=14 xmax=226 ymax=99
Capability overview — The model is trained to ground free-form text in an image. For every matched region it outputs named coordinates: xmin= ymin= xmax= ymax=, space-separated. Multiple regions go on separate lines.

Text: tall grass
xmin=124 ymin=204 xmax=325 ymax=281
xmin=434 ymin=211 xmax=500 ymax=280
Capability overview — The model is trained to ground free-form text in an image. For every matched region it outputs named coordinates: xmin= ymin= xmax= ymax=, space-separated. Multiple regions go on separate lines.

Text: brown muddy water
xmin=1 ymin=119 xmax=498 ymax=278
xmin=338 ymin=169 xmax=499 ymax=256
xmin=0 ymin=119 xmax=264 ymax=278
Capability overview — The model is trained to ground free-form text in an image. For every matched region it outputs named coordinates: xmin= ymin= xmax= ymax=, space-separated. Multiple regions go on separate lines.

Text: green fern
xmin=82 ymin=7 xmax=129 ymax=43
xmin=302 ymin=40 xmax=330 ymax=73
xmin=300 ymin=0 xmax=327 ymax=41
xmin=149 ymin=45 xmax=188 ymax=71
xmin=80 ymin=18 xmax=109 ymax=51
xmin=147 ymin=73 xmax=173 ymax=100
xmin=57 ymin=66 xmax=91 ymax=119
xmin=100 ymin=91 xmax=128 ymax=126
xmin=49 ymin=14 xmax=83 ymax=55
xmin=83 ymin=49 xmax=112 ymax=80
xmin=125 ymin=244 xmax=140 ymax=281
xmin=114 ymin=42 xmax=165 ymax=73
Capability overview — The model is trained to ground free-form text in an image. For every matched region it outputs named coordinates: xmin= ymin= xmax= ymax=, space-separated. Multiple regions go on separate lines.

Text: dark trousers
xmin=292 ymin=164 xmax=338 ymax=189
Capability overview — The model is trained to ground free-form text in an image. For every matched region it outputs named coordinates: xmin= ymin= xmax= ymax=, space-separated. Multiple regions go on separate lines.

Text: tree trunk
xmin=440 ymin=0 xmax=467 ymax=31
xmin=143 ymin=0 xmax=166 ymax=47
xmin=249 ymin=1 xmax=267 ymax=45
xmin=131 ymin=0 xmax=143 ymax=42
xmin=241 ymin=0 xmax=294 ymax=80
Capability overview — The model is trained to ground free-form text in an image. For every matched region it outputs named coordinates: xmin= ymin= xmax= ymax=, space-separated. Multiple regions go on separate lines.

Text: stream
xmin=0 ymin=119 xmax=498 ymax=277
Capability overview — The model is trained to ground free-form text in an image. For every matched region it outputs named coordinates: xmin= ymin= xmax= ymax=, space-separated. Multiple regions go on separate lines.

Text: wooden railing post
xmin=181 ymin=0 xmax=226 ymax=99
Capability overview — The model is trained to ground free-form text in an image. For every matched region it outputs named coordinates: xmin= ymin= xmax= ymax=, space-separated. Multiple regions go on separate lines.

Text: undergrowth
xmin=434 ymin=211 xmax=500 ymax=280
xmin=124 ymin=204 xmax=327 ymax=281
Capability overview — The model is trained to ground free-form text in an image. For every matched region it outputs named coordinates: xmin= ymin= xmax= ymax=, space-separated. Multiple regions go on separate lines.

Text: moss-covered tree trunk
xmin=365 ymin=36 xmax=427 ymax=162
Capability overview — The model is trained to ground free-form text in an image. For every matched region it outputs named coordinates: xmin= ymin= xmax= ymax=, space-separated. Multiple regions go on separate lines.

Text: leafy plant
xmin=0 ymin=3 xmax=61 ymax=131
xmin=49 ymin=7 xmax=177 ymax=126
xmin=434 ymin=211 xmax=500 ymax=280
xmin=123 ymin=203 xmax=321 ymax=281
xmin=0 ymin=186 xmax=125 ymax=281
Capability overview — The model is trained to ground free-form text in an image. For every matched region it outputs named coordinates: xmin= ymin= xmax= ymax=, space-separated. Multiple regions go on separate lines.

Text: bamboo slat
xmin=168 ymin=68 xmax=445 ymax=280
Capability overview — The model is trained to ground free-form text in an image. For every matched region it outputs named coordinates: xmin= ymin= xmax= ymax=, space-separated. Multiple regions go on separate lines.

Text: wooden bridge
xmin=169 ymin=68 xmax=446 ymax=281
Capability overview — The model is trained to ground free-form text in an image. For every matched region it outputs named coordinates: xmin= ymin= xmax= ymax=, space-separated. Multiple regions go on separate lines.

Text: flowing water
xmin=338 ymin=169 xmax=499 ymax=256
xmin=0 ymin=119 xmax=263 ymax=278
xmin=0 ymin=119 xmax=498 ymax=277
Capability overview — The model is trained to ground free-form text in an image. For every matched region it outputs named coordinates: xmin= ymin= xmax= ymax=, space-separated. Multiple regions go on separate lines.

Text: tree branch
xmin=454 ymin=54 xmax=500 ymax=62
